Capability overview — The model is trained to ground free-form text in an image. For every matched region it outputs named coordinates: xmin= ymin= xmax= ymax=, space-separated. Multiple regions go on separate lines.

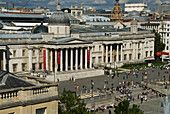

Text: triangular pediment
xmin=49 ymin=37 xmax=92 ymax=44
xmin=66 ymin=39 xmax=87 ymax=44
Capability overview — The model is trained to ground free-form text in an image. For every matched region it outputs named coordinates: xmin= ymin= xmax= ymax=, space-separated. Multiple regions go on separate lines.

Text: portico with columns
xmin=102 ymin=43 xmax=123 ymax=66
xmin=43 ymin=38 xmax=92 ymax=72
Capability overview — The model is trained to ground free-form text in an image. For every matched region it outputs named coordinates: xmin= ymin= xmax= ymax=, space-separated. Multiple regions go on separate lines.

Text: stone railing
xmin=0 ymin=84 xmax=58 ymax=104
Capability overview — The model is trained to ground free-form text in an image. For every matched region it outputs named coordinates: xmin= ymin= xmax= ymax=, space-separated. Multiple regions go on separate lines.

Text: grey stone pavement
xmin=58 ymin=67 xmax=170 ymax=113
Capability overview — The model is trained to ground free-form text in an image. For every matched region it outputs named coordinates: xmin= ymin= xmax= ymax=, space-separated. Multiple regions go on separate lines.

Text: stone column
xmin=85 ymin=48 xmax=87 ymax=69
xmin=3 ymin=50 xmax=6 ymax=71
xmin=133 ymin=43 xmax=135 ymax=60
xmin=90 ymin=47 xmax=92 ymax=68
xmin=80 ymin=48 xmax=83 ymax=69
xmin=46 ymin=48 xmax=49 ymax=70
xmin=71 ymin=48 xmax=73 ymax=70
xmin=55 ymin=50 xmax=58 ymax=72
xmin=105 ymin=45 xmax=108 ymax=63
xmin=102 ymin=45 xmax=104 ymax=63
xmin=116 ymin=44 xmax=119 ymax=62
xmin=121 ymin=44 xmax=123 ymax=62
xmin=65 ymin=48 xmax=68 ymax=71
xmin=136 ymin=43 xmax=138 ymax=60
xmin=60 ymin=49 xmax=63 ymax=71
xmin=110 ymin=45 xmax=112 ymax=63
xmin=50 ymin=50 xmax=53 ymax=72
xmin=37 ymin=49 xmax=40 ymax=70
xmin=75 ymin=48 xmax=78 ymax=70
xmin=28 ymin=48 xmax=32 ymax=71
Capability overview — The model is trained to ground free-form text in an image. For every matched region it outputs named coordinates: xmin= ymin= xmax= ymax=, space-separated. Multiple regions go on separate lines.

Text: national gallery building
xmin=0 ymin=8 xmax=155 ymax=74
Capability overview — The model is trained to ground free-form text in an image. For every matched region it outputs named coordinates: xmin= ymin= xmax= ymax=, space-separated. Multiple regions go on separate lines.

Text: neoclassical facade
xmin=0 ymin=8 xmax=155 ymax=74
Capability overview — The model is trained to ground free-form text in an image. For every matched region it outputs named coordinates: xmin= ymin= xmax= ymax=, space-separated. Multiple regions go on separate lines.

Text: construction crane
xmin=22 ymin=0 xmax=31 ymax=8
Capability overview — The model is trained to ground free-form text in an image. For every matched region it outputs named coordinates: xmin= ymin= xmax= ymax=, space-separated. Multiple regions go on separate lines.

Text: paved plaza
xmin=58 ymin=67 xmax=170 ymax=113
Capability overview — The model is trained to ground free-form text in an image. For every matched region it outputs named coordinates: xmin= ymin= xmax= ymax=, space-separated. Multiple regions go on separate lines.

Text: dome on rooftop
xmin=33 ymin=22 xmax=48 ymax=33
xmin=131 ymin=19 xmax=138 ymax=25
xmin=129 ymin=10 xmax=139 ymax=17
xmin=48 ymin=11 xmax=70 ymax=26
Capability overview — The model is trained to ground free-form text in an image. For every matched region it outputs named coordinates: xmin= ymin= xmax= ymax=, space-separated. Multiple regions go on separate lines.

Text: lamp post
xmin=91 ymin=80 xmax=94 ymax=97
xmin=91 ymin=80 xmax=95 ymax=112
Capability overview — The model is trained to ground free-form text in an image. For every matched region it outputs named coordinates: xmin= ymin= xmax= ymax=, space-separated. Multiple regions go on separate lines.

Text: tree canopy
xmin=153 ymin=30 xmax=165 ymax=52
xmin=114 ymin=100 xmax=144 ymax=114
xmin=59 ymin=88 xmax=91 ymax=114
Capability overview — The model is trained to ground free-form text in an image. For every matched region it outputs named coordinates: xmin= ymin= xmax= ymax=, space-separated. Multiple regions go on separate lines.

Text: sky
xmin=0 ymin=0 xmax=168 ymax=11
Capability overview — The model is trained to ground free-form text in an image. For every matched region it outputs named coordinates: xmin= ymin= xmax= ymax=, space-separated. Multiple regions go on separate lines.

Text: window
xmin=93 ymin=46 xmax=95 ymax=51
xmin=124 ymin=54 xmax=127 ymax=60
xmin=99 ymin=45 xmax=101 ymax=50
xmin=119 ymin=55 xmax=121 ymax=61
xmin=150 ymin=51 xmax=153 ymax=56
xmin=22 ymin=50 xmax=25 ymax=56
xmin=146 ymin=51 xmax=148 ymax=57
xmin=129 ymin=54 xmax=132 ymax=60
xmin=114 ymin=55 xmax=116 ymax=61
xmin=167 ymin=33 xmax=169 ymax=37
xmin=138 ymin=44 xmax=140 ymax=48
xmin=92 ymin=57 xmax=95 ymax=63
xmin=22 ymin=63 xmax=26 ymax=71
xmin=39 ymin=63 xmax=42 ymax=70
xmin=124 ymin=44 xmax=126 ymax=48
xmin=98 ymin=57 xmax=101 ymax=63
xmin=167 ymin=46 xmax=169 ymax=50
xmin=33 ymin=50 xmax=35 ymax=56
xmin=32 ymin=63 xmax=36 ymax=71
xmin=36 ymin=107 xmax=46 ymax=114
xmin=13 ymin=64 xmax=17 ymax=72
xmin=167 ymin=39 xmax=169 ymax=44
xmin=40 ymin=49 xmax=42 ymax=55
xmin=130 ymin=44 xmax=132 ymax=48
xmin=138 ymin=54 xmax=140 ymax=59
xmin=13 ymin=50 xmax=16 ymax=57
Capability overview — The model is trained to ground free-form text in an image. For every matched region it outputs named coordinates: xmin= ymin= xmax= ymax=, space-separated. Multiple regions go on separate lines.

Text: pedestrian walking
xmin=109 ymin=110 xmax=111 ymax=114
xmin=141 ymin=95 xmax=143 ymax=104
xmin=161 ymin=102 xmax=164 ymax=107
xmin=126 ymin=73 xmax=128 ymax=79
xmin=145 ymin=95 xmax=147 ymax=101
xmin=74 ymin=84 xmax=77 ymax=89
xmin=137 ymin=94 xmax=139 ymax=99
xmin=158 ymin=72 xmax=160 ymax=76
xmin=123 ymin=76 xmax=125 ymax=80
xmin=117 ymin=72 xmax=119 ymax=77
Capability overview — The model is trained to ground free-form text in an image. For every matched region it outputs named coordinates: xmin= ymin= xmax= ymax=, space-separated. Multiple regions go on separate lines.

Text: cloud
xmin=48 ymin=1 xmax=56 ymax=5
xmin=93 ymin=0 xmax=107 ymax=4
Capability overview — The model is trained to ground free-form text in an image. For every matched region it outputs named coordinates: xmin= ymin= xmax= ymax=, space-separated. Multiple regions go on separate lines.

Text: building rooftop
xmin=0 ymin=13 xmax=44 ymax=18
xmin=0 ymin=70 xmax=36 ymax=90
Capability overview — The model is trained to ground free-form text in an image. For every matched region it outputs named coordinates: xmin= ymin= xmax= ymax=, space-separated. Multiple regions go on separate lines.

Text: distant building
xmin=158 ymin=2 xmax=170 ymax=14
xmin=0 ymin=70 xmax=58 ymax=114
xmin=70 ymin=4 xmax=83 ymax=21
xmin=82 ymin=15 xmax=110 ymax=22
xmin=84 ymin=22 xmax=124 ymax=29
xmin=0 ymin=2 xmax=14 ymax=10
xmin=141 ymin=19 xmax=170 ymax=54
xmin=0 ymin=3 xmax=155 ymax=80
xmin=125 ymin=3 xmax=147 ymax=12
xmin=110 ymin=0 xmax=123 ymax=23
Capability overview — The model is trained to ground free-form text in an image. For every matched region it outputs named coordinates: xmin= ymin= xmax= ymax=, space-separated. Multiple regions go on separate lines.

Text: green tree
xmin=59 ymin=88 xmax=91 ymax=114
xmin=114 ymin=100 xmax=144 ymax=114
xmin=153 ymin=30 xmax=165 ymax=52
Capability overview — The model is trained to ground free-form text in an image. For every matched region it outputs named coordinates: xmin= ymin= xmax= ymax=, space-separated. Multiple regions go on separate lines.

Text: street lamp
xmin=91 ymin=80 xmax=94 ymax=97
xmin=91 ymin=80 xmax=95 ymax=112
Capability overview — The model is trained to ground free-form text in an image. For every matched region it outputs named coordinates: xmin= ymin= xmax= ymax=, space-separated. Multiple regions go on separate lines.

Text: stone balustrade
xmin=0 ymin=84 xmax=58 ymax=104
